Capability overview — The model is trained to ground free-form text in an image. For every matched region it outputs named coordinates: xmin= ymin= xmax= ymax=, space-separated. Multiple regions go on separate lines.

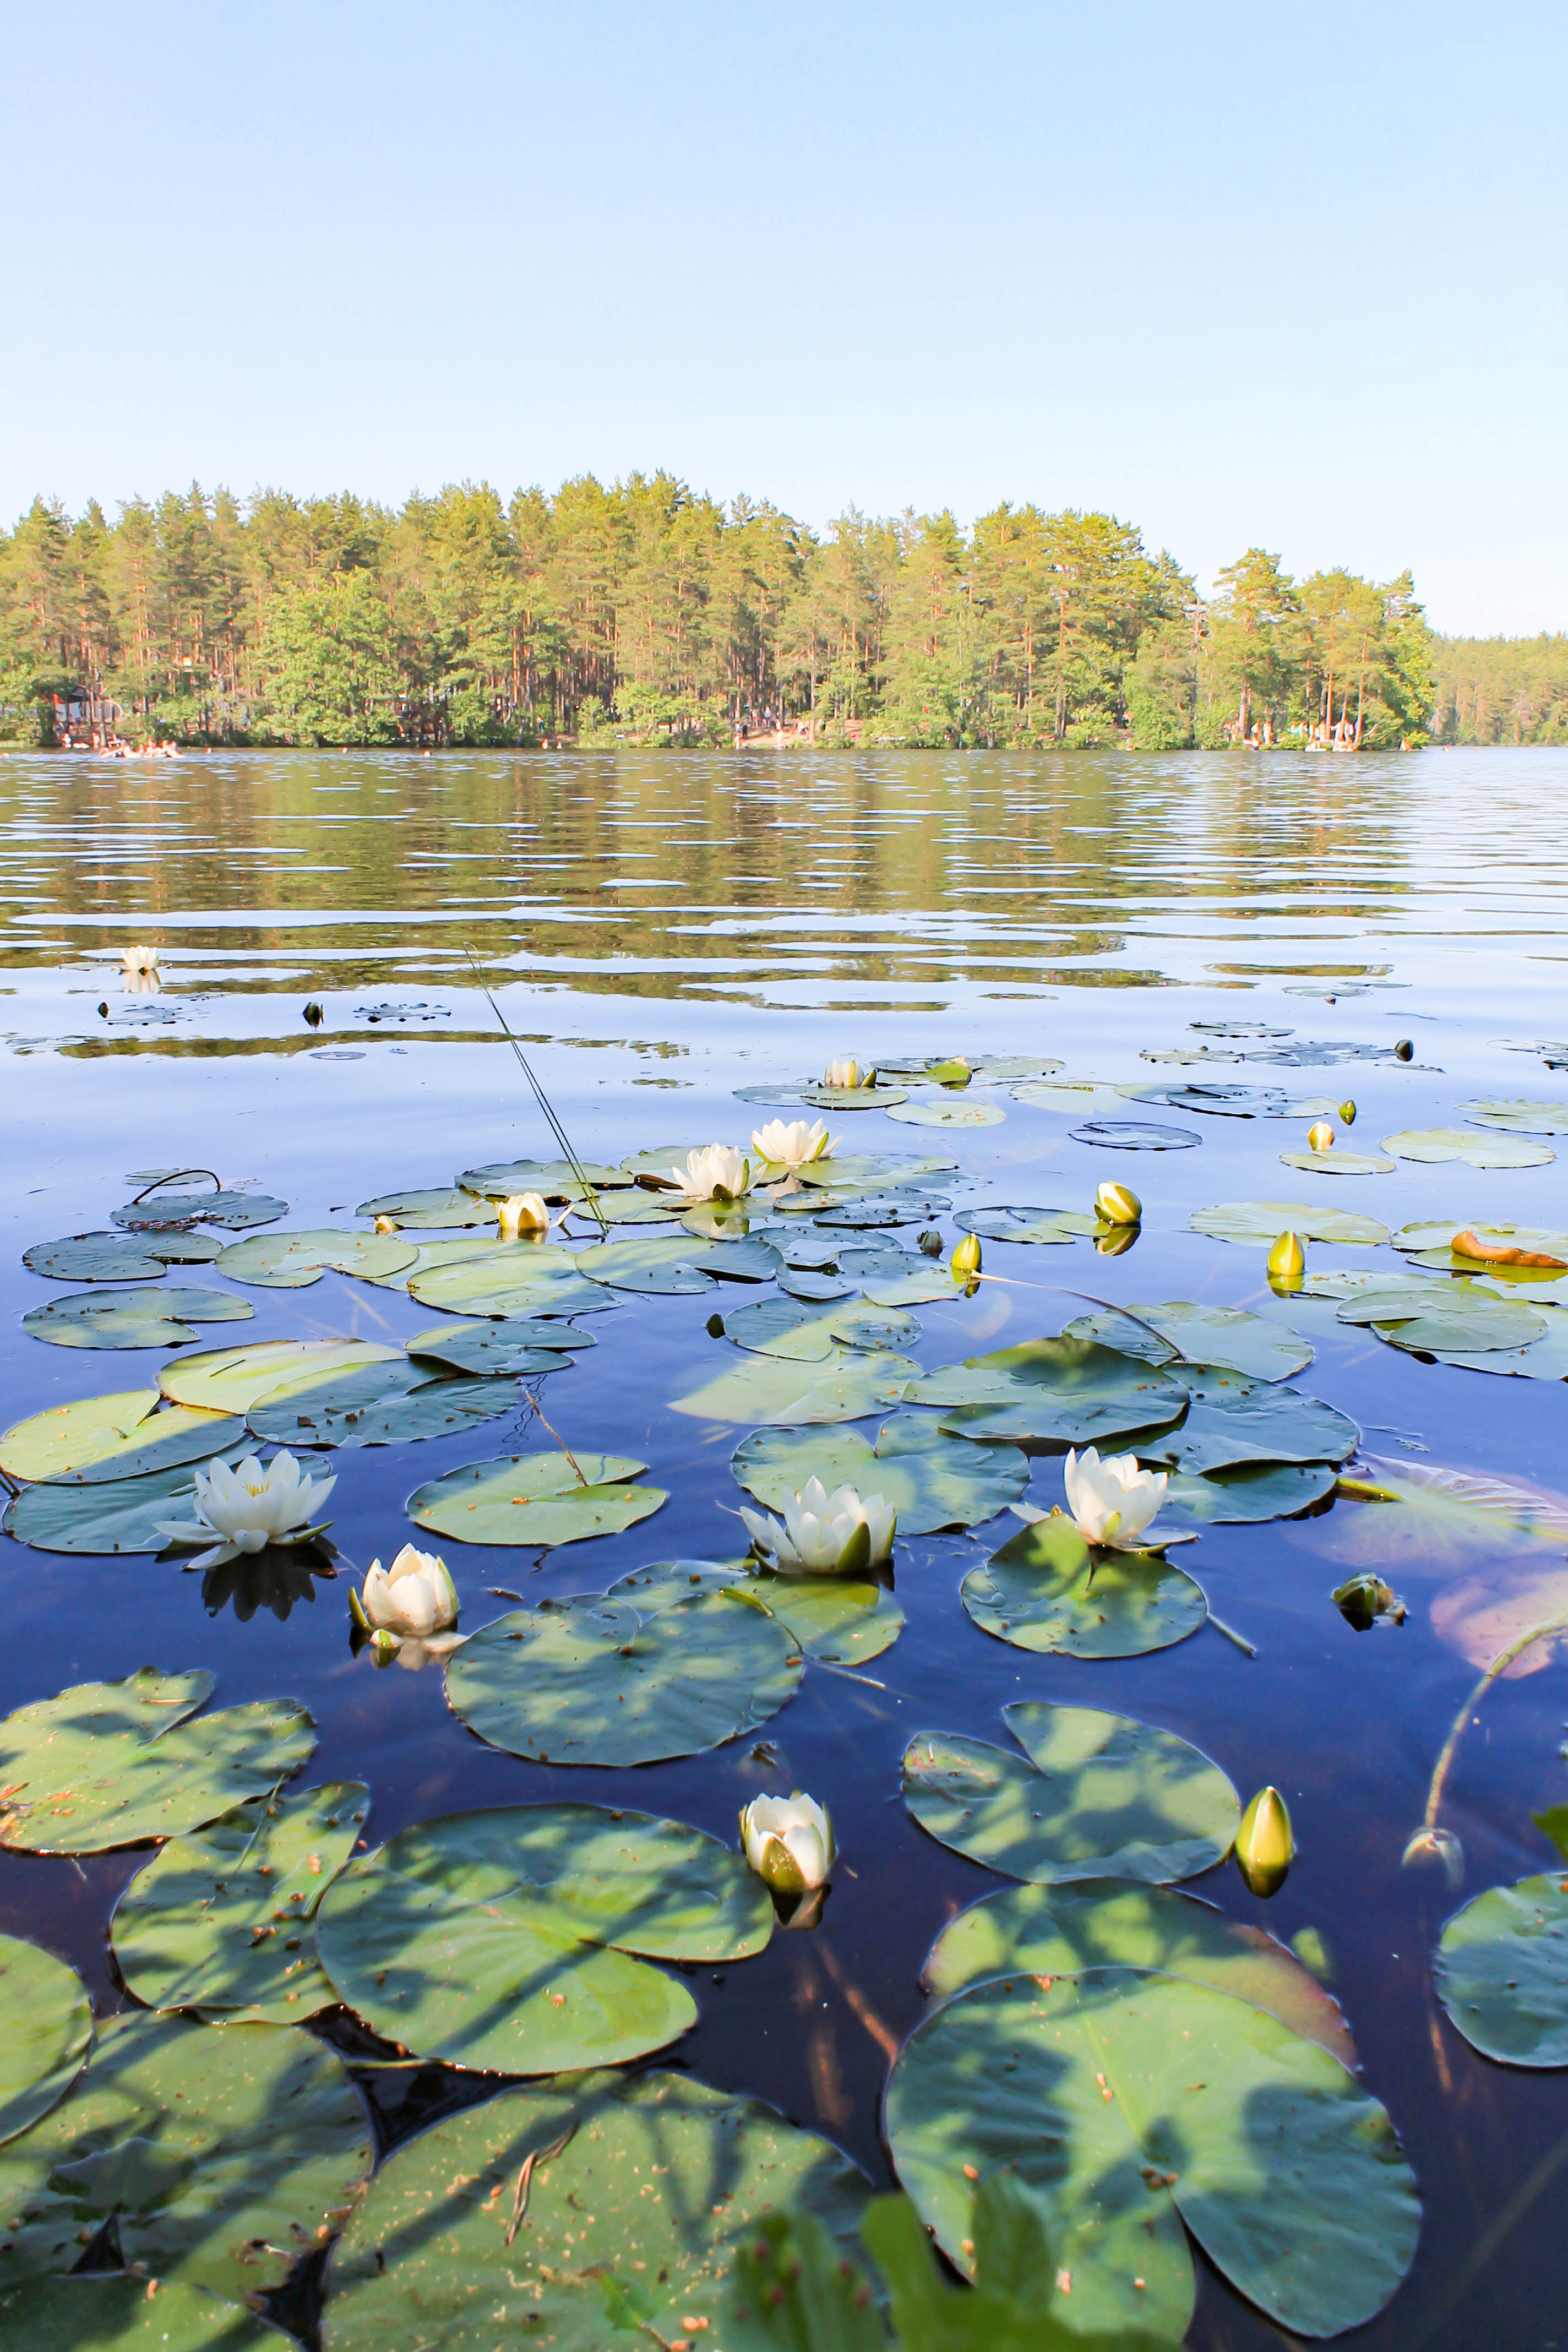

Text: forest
xmin=0 ymin=476 xmax=1552 ymax=751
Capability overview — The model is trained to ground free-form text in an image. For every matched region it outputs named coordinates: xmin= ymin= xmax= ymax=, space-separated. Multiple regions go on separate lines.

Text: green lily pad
xmin=1433 ymin=1304 xmax=1568 ymax=1381
xmin=24 ymin=1232 xmax=222 ymax=1281
xmin=956 ymin=1204 xmax=1101 ymax=1246
xmin=111 ymin=1781 xmax=367 ymax=2024
xmin=1140 ymin=1369 xmax=1358 ymax=1474
xmin=319 ymin=2070 xmax=867 ymax=2350
xmin=214 ymin=1229 xmax=420 ymax=1288
xmin=1374 ymin=1291 xmax=1549 ymax=1355
xmin=971 ymin=1054 xmax=1063 ymax=1081
xmin=911 ymin=1336 xmax=1188 ymax=1448
xmin=0 ymin=1392 xmax=241 ymax=1485
xmin=1064 ymin=1302 xmax=1312 ymax=1382
xmin=1463 ymin=1099 xmax=1568 ymax=1135
xmin=1313 ymin=1456 xmax=1568 ymax=1576
xmin=0 ymin=2012 xmax=369 ymax=2301
xmin=1010 ymin=1079 xmax=1130 ymax=1115
xmin=246 ymin=1360 xmax=515 ymax=1449
xmin=112 ymin=1191 xmax=286 ymax=1233
xmin=1191 ymin=1200 xmax=1390 ymax=1246
xmin=446 ymin=1592 xmax=801 ymax=1767
xmin=921 ymin=1880 xmax=1355 ymax=2064
xmin=1381 ymin=1128 xmax=1555 ymax=1169
xmin=860 ymin=1266 xmax=971 ymax=1307
xmin=1161 ymin=1462 xmax=1338 ymax=1523
xmin=885 ymin=1968 xmax=1418 ymax=2340
xmin=963 ymin=1518 xmax=1207 ymax=1657
xmin=1278 ymin=1148 xmax=1396 ymax=1175
xmin=0 ymin=1936 xmax=91 ymax=2145
xmin=408 ymin=1451 xmax=667 ymax=1547
xmin=573 ymin=1232 xmax=720 ymax=1292
xmin=720 ymin=1294 xmax=919 ymax=1360
xmin=605 ymin=1559 xmax=906 ymax=1667
xmin=733 ymin=1413 xmax=1027 ymax=1534
xmin=671 ymin=1347 xmax=919 ymax=1427
xmin=3 ymin=1457 xmax=252 ymax=1557
xmin=23 ymin=1286 xmax=254 ymax=1351
xmin=159 ymin=1338 xmax=402 ymax=1413
xmin=902 ymin=1701 xmax=1239 ymax=1885
xmin=355 ymin=1234 xmax=516 ymax=1291
xmin=0 ymin=2275 xmax=284 ymax=2348
xmin=459 ymin=1157 xmax=624 ymax=1196
xmin=799 ymin=1084 xmax=911 ymax=1111
xmin=1435 ymin=1874 xmax=1568 ymax=2065
xmin=354 ymin=1186 xmax=497 ymax=1227
xmin=0 ymin=1668 xmax=315 ymax=1854
xmin=317 ymin=1802 xmax=770 ymax=2072
xmin=573 ymin=1190 xmax=684 ymax=1224
xmin=885 ymin=1097 xmax=1006 ymax=1128
xmin=406 ymin=1243 xmax=614 ymax=1317
xmin=404 ymin=1319 xmax=592 ymax=1376
xmin=797 ymin=1150 xmax=956 ymax=1191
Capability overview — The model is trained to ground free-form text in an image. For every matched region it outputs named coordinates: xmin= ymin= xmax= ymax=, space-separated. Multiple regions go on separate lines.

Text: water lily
xmin=1063 ymin=1446 xmax=1167 ymax=1550
xmin=1234 ymin=1785 xmax=1294 ymax=1897
xmin=738 ymin=1477 xmax=896 ymax=1575
xmin=823 ymin=1057 xmax=869 ymax=1091
xmin=351 ymin=1542 xmax=460 ymax=1640
xmin=950 ymin=1232 xmax=982 ymax=1281
xmin=1095 ymin=1180 xmax=1141 ymax=1226
xmin=155 ymin=1451 xmax=335 ymax=1573
xmin=498 ymin=1191 xmax=549 ymax=1238
xmin=669 ymin=1144 xmax=750 ymax=1201
xmin=750 ymin=1118 xmax=839 ymax=1170
xmin=1306 ymin=1119 xmax=1335 ymax=1152
xmin=1338 ymin=1099 xmax=1357 ymax=1125
xmin=1267 ymin=1230 xmax=1305 ymax=1284
xmin=740 ymin=1792 xmax=837 ymax=1891
xmin=121 ymin=943 xmax=160 ymax=976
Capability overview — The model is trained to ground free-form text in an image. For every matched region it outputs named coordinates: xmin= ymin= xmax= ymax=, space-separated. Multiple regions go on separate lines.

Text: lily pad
xmin=1364 ymin=1289 xmax=1548 ymax=1355
xmin=1063 ymin=1302 xmax=1312 ymax=1382
xmin=23 ymin=1286 xmax=254 ymax=1351
xmin=671 ymin=1347 xmax=920 ymax=1426
xmin=317 ymin=1802 xmax=769 ymax=2073
xmin=3 ymin=1457 xmax=253 ymax=1556
xmin=571 ymin=1190 xmax=684 ymax=1224
xmin=910 ymin=1337 xmax=1188 ymax=1448
xmin=1433 ymin=1304 xmax=1568 ymax=1382
xmin=800 ymin=1084 xmax=911 ymax=1110
xmin=445 ymin=1592 xmax=801 ymax=1767
xmin=1463 ymin=1099 xmax=1568 ymax=1135
xmin=902 ymin=1701 xmax=1239 ymax=1885
xmin=1191 ymin=1199 xmax=1389 ymax=1246
xmin=1010 ymin=1079 xmax=1130 ymax=1115
xmin=354 ymin=1186 xmax=498 ymax=1227
xmin=24 ymin=1231 xmax=222 ymax=1281
xmin=1070 ymin=1119 xmax=1201 ymax=1150
xmin=963 ymin=1518 xmax=1207 ymax=1657
xmin=573 ymin=1232 xmax=720 ymax=1292
xmin=404 ymin=1319 xmax=592 ymax=1376
xmin=1153 ymin=1081 xmax=1292 ymax=1117
xmin=0 ymin=2011 xmax=369 ymax=2301
xmin=1161 ymin=1462 xmax=1338 ymax=1523
xmin=921 ymin=1880 xmax=1355 ymax=2063
xmin=1139 ymin=1370 xmax=1359 ymax=1475
xmin=808 ymin=1191 xmax=951 ymax=1228
xmin=159 ymin=1338 xmax=402 ymax=1414
xmin=111 ymin=1782 xmax=368 ymax=2023
xmin=0 ymin=2275 xmax=283 ymax=2348
xmin=1381 ymin=1128 xmax=1555 ymax=1169
xmin=459 ymin=1157 xmax=624 ymax=1196
xmin=1435 ymin=1875 xmax=1568 ymax=2065
xmin=955 ymin=1204 xmax=1101 ymax=1246
xmin=885 ymin=1098 xmax=1005 ymax=1128
xmin=409 ymin=1450 xmax=666 ymax=1548
xmin=247 ymin=1360 xmax=516 ymax=1449
xmin=607 ymin=1559 xmax=904 ymax=1666
xmin=1278 ymin=1149 xmax=1396 ymax=1175
xmin=796 ymin=1151 xmax=956 ymax=1191
xmin=214 ymin=1229 xmax=420 ymax=1288
xmin=1393 ymin=1219 xmax=1568 ymax=1267
xmin=720 ymin=1294 xmax=919 ymax=1359
xmin=885 ymin=1967 xmax=1418 ymax=2340
xmin=0 ymin=1668 xmax=315 ymax=1854
xmin=734 ymin=1413 xmax=1028 ymax=1534
xmin=971 ymin=1053 xmax=1062 ymax=1081
xmin=406 ymin=1244 xmax=616 ymax=1317
xmin=1311 ymin=1456 xmax=1568 ymax=1576
xmin=859 ymin=1266 xmax=970 ymax=1308
xmin=0 ymin=1392 xmax=241 ymax=1485
xmin=319 ymin=2071 xmax=867 ymax=2350
xmin=113 ymin=1190 xmax=287 ymax=1233
xmin=0 ymin=1936 xmax=91 ymax=2145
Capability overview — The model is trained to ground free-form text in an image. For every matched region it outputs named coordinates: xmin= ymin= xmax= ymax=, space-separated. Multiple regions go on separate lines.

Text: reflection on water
xmin=2 ymin=746 xmax=1568 ymax=2349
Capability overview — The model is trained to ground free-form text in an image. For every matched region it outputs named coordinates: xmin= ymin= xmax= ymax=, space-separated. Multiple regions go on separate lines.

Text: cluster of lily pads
xmin=6 ymin=1053 xmax=1568 ymax=2344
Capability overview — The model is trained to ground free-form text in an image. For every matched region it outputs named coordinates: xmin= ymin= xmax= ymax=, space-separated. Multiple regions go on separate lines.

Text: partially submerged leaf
xmin=409 ymin=1450 xmax=667 ymax=1547
xmin=1308 ymin=1456 xmax=1568 ymax=1576
xmin=733 ymin=1413 xmax=1028 ymax=1533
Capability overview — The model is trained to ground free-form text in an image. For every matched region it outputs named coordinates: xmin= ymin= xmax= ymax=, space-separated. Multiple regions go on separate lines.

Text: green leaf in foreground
xmin=111 ymin=1781 xmax=368 ymax=2023
xmin=885 ymin=1968 xmax=1418 ymax=2340
xmin=1159 ymin=1461 xmax=1338 ymax=1524
xmin=605 ymin=1559 xmax=905 ymax=1665
xmin=214 ymin=1228 xmax=419 ymax=1288
xmin=910 ymin=1336 xmax=1188 ymax=1447
xmin=319 ymin=2071 xmax=868 ymax=2351
xmin=446 ymin=1591 xmax=802 ymax=1766
xmin=902 ymin=1701 xmax=1239 ymax=1885
xmin=0 ymin=1935 xmax=91 ymax=2146
xmin=1139 ymin=1368 xmax=1359 ymax=1474
xmin=246 ymin=1359 xmax=516 ymax=1448
xmin=733 ymin=1411 xmax=1027 ymax=1534
xmin=1435 ymin=1873 xmax=1568 ymax=2065
xmin=963 ymin=1516 xmax=1207 ymax=1657
xmin=721 ymin=1293 xmax=919 ymax=1359
xmin=1190 ymin=1199 xmax=1389 ymax=1246
xmin=0 ymin=1391 xmax=240 ymax=1485
xmin=407 ymin=1450 xmax=667 ymax=1546
xmin=159 ymin=1338 xmax=402 ymax=1413
xmin=0 ymin=1667 xmax=315 ymax=1854
xmin=22 ymin=1285 xmax=255 ymax=1351
xmin=3 ymin=1457 xmax=251 ymax=1557
xmin=0 ymin=2277 xmax=284 ymax=2349
xmin=0 ymin=2012 xmax=369 ymax=2301
xmin=1064 ymin=1300 xmax=1312 ymax=1382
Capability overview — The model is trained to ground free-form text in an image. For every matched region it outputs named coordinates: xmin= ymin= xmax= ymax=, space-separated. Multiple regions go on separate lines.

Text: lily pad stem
xmin=464 ymin=946 xmax=609 ymax=1238
xmin=1206 ymin=1610 xmax=1257 ymax=1657
xmin=522 ymin=1389 xmax=588 ymax=1487
xmin=1423 ymin=1616 xmax=1568 ymax=1831
xmin=129 ymin=1169 xmax=221 ymax=1204
xmin=504 ymin=2122 xmax=576 ymax=2245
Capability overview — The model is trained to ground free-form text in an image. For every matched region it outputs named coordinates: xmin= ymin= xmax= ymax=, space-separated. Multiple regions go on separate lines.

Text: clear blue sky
xmin=4 ymin=1 xmax=1564 ymax=634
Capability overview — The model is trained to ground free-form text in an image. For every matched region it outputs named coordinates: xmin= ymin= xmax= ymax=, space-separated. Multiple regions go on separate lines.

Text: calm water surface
xmin=3 ymin=746 xmax=1568 ymax=2348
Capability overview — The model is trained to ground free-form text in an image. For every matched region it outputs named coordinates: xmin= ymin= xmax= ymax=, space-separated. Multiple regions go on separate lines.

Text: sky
xmin=3 ymin=1 xmax=1565 ymax=635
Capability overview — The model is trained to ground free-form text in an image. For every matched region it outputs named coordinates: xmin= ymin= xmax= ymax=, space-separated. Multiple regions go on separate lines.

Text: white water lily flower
xmin=498 ymin=1191 xmax=549 ymax=1238
xmin=1063 ymin=1445 xmax=1167 ymax=1550
xmin=670 ymin=1143 xmax=750 ymax=1202
xmin=823 ymin=1057 xmax=864 ymax=1091
xmin=738 ymin=1477 xmax=896 ymax=1576
xmin=740 ymin=1792 xmax=837 ymax=1892
xmin=121 ymin=943 xmax=160 ymax=976
xmin=155 ymin=1451 xmax=336 ymax=1573
xmin=354 ymin=1543 xmax=460 ymax=1639
xmin=750 ymin=1117 xmax=839 ymax=1170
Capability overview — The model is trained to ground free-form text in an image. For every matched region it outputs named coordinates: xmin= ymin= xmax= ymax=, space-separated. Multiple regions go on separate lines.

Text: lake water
xmin=3 ymin=745 xmax=1568 ymax=2348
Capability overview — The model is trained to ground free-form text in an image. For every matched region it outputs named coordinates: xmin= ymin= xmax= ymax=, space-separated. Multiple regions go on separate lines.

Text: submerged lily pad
xmin=354 ymin=1186 xmax=497 ymax=1227
xmin=159 ymin=1338 xmax=402 ymax=1414
xmin=214 ymin=1229 xmax=419 ymax=1288
xmin=1463 ymin=1100 xmax=1568 ymax=1135
xmin=0 ymin=2012 xmax=369 ymax=2301
xmin=111 ymin=1782 xmax=368 ymax=2023
xmin=3 ymin=1456 xmax=252 ymax=1556
xmin=113 ymin=1190 xmax=287 ymax=1233
xmin=1311 ymin=1456 xmax=1568 ymax=1576
xmin=720 ymin=1294 xmax=919 ymax=1359
xmin=672 ymin=1347 xmax=919 ymax=1426
xmin=0 ymin=1392 xmax=241 ymax=1485
xmin=404 ymin=1319 xmax=592 ymax=1376
xmin=1161 ymin=1462 xmax=1338 ymax=1523
xmin=1435 ymin=1875 xmax=1568 ymax=2065
xmin=910 ymin=1336 xmax=1188 ymax=1448
xmin=886 ymin=1968 xmax=1418 ymax=2340
xmin=963 ymin=1517 xmax=1207 ymax=1657
xmin=445 ymin=1592 xmax=801 ymax=1766
xmin=733 ymin=1413 xmax=1027 ymax=1534
xmin=409 ymin=1451 xmax=667 ymax=1547
xmin=0 ymin=1936 xmax=91 ymax=2145
xmin=902 ymin=1701 xmax=1239 ymax=1885
xmin=0 ymin=1669 xmax=314 ymax=1854
xmin=1191 ymin=1199 xmax=1389 ymax=1246
xmin=317 ymin=1803 xmax=769 ymax=2073
xmin=247 ymin=1360 xmax=515 ymax=1449
xmin=1063 ymin=1302 xmax=1313 ymax=1382
xmin=23 ymin=1286 xmax=254 ymax=1351
xmin=0 ymin=2275 xmax=282 ymax=2348
xmin=319 ymin=2071 xmax=867 ymax=2350
xmin=1381 ymin=1128 xmax=1555 ymax=1169
xmin=955 ymin=1204 xmax=1100 ymax=1246
xmin=24 ymin=1231 xmax=222 ymax=1282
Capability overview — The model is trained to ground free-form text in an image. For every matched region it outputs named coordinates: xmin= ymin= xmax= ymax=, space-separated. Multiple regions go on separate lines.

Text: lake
xmin=2 ymin=744 xmax=1567 ymax=2349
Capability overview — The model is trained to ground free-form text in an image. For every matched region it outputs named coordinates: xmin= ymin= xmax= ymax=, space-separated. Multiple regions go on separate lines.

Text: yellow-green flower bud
xmin=1095 ymin=1180 xmax=1141 ymax=1226
xmin=1306 ymin=1120 xmax=1334 ymax=1153
xmin=951 ymin=1232 xmax=982 ymax=1280
xmin=1266 ymin=1231 xmax=1305 ymax=1286
xmin=1093 ymin=1222 xmax=1139 ymax=1257
xmin=1235 ymin=1786 xmax=1294 ymax=1897
xmin=1338 ymin=1099 xmax=1356 ymax=1125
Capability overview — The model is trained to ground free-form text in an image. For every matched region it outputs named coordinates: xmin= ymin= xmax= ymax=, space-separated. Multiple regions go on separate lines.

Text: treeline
xmin=0 ymin=476 xmax=1466 ymax=750
xmin=1430 ymin=634 xmax=1568 ymax=745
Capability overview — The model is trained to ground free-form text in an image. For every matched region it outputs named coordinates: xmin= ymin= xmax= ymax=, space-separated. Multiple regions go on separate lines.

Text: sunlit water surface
xmin=3 ymin=746 xmax=1568 ymax=2349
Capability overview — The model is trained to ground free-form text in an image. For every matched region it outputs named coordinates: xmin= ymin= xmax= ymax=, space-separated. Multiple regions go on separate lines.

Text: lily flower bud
xmin=1235 ymin=1786 xmax=1294 ymax=1897
xmin=1307 ymin=1121 xmax=1334 ymax=1153
xmin=951 ymin=1233 xmax=982 ymax=1281
xmin=1266 ymin=1231 xmax=1305 ymax=1286
xmin=1337 ymin=1100 xmax=1356 ymax=1125
xmin=1095 ymin=1180 xmax=1141 ymax=1226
